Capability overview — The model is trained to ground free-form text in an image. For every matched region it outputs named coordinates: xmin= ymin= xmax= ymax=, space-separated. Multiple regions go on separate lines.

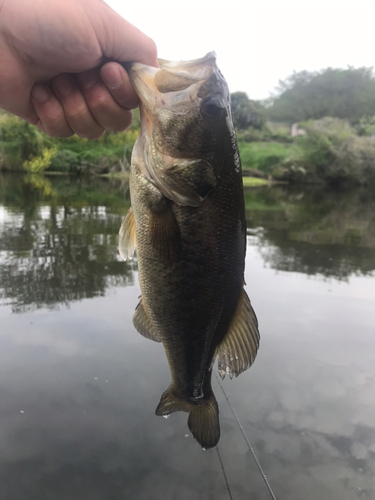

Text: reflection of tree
xmin=245 ymin=186 xmax=375 ymax=280
xmin=2 ymin=175 xmax=375 ymax=311
xmin=0 ymin=174 xmax=135 ymax=313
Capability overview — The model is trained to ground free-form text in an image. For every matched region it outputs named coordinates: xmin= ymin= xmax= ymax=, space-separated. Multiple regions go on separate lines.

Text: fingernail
xmin=79 ymin=70 xmax=97 ymax=89
xmin=32 ymin=85 xmax=50 ymax=104
xmin=102 ymin=64 xmax=122 ymax=90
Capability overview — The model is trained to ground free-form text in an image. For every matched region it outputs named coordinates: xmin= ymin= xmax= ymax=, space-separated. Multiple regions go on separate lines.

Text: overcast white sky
xmin=106 ymin=0 xmax=375 ymax=100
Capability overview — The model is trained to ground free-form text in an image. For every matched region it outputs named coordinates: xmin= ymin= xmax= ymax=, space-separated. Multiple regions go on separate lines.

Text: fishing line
xmin=216 ymin=445 xmax=234 ymax=500
xmin=214 ymin=371 xmax=278 ymax=500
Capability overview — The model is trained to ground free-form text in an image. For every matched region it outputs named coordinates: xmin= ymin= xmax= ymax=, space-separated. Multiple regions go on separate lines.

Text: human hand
xmin=0 ymin=0 xmax=157 ymax=139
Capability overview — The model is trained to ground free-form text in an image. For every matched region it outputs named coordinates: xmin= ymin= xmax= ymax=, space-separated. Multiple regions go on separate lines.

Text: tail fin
xmin=188 ymin=396 xmax=220 ymax=449
xmin=155 ymin=387 xmax=220 ymax=449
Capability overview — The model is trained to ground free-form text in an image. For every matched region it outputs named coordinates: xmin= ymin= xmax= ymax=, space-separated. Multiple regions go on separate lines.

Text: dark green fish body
xmin=120 ymin=53 xmax=259 ymax=448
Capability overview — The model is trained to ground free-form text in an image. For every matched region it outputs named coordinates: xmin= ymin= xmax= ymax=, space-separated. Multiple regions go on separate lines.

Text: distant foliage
xmin=0 ymin=114 xmax=48 ymax=169
xmin=269 ymin=67 xmax=375 ymax=124
xmin=355 ymin=116 xmax=375 ymax=137
xmin=0 ymin=111 xmax=139 ymax=174
xmin=48 ymin=149 xmax=80 ymax=172
xmin=231 ymin=92 xmax=266 ymax=130
xmin=23 ymin=147 xmax=57 ymax=174
xmin=237 ymin=123 xmax=292 ymax=143
xmin=238 ymin=141 xmax=299 ymax=173
xmin=277 ymin=118 xmax=375 ymax=185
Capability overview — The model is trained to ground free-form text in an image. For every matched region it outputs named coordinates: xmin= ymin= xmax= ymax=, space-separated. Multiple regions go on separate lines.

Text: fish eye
xmin=202 ymin=96 xmax=225 ymax=119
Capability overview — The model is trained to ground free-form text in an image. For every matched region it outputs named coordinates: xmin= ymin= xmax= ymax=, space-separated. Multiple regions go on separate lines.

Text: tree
xmin=269 ymin=67 xmax=375 ymax=124
xmin=230 ymin=92 xmax=266 ymax=130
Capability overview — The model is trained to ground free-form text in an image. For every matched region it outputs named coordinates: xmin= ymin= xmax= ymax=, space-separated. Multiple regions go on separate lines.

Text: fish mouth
xmin=127 ymin=53 xmax=229 ymax=206
xmin=127 ymin=52 xmax=220 ymax=113
xmin=158 ymin=51 xmax=217 ymax=70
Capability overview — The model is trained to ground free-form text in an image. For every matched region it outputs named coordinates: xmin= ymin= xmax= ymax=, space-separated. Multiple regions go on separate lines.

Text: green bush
xmin=236 ymin=122 xmax=292 ymax=144
xmin=23 ymin=147 xmax=57 ymax=173
xmin=0 ymin=114 xmax=49 ymax=169
xmin=355 ymin=116 xmax=375 ymax=137
xmin=48 ymin=149 xmax=80 ymax=172
xmin=292 ymin=118 xmax=375 ymax=185
xmin=270 ymin=126 xmax=293 ymax=143
xmin=236 ymin=128 xmax=270 ymax=143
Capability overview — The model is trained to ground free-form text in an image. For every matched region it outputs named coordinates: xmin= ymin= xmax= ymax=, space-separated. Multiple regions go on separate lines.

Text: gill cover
xmin=128 ymin=53 xmax=232 ymax=207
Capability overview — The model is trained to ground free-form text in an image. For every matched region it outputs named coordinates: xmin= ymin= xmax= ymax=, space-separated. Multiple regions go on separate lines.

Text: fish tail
xmin=155 ymin=387 xmax=220 ymax=449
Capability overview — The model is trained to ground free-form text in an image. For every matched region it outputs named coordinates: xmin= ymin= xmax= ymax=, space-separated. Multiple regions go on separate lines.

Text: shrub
xmin=355 ymin=116 xmax=375 ymax=137
xmin=47 ymin=149 xmax=80 ymax=172
xmin=294 ymin=118 xmax=375 ymax=185
xmin=23 ymin=147 xmax=57 ymax=174
xmin=0 ymin=114 xmax=49 ymax=169
xmin=236 ymin=128 xmax=269 ymax=143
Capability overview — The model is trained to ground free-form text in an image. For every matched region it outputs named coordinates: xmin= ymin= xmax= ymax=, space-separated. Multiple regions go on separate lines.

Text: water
xmin=0 ymin=173 xmax=374 ymax=500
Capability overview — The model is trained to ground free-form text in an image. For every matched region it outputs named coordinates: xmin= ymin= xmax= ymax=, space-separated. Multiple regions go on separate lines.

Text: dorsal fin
xmin=119 ymin=207 xmax=136 ymax=261
xmin=216 ymin=288 xmax=260 ymax=379
xmin=132 ymin=298 xmax=161 ymax=343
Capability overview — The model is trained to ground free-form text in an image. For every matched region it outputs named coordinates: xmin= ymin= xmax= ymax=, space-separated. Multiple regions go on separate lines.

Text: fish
xmin=119 ymin=52 xmax=260 ymax=449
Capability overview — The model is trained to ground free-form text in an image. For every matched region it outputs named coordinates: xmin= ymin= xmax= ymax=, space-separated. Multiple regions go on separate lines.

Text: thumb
xmin=89 ymin=1 xmax=158 ymax=67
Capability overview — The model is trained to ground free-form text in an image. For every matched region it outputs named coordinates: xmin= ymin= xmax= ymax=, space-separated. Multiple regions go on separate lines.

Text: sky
xmin=106 ymin=0 xmax=375 ymax=100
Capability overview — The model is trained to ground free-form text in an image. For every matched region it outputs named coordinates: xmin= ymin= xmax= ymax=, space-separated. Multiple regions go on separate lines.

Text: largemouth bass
xmin=119 ymin=53 xmax=259 ymax=449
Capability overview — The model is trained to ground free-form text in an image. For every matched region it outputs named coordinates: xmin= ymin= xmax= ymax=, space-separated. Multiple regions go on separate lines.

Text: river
xmin=0 ymin=173 xmax=374 ymax=500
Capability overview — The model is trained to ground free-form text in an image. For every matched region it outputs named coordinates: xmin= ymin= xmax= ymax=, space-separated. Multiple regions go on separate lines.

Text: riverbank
xmin=1 ymin=112 xmax=375 ymax=187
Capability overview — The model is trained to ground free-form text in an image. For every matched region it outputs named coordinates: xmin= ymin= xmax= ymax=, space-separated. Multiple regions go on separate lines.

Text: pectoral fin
xmin=132 ymin=298 xmax=161 ymax=343
xmin=161 ymin=160 xmax=217 ymax=207
xmin=149 ymin=201 xmax=181 ymax=264
xmin=216 ymin=288 xmax=260 ymax=380
xmin=119 ymin=207 xmax=136 ymax=261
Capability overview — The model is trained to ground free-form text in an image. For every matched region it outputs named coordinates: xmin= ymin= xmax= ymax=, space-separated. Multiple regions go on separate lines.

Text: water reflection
xmin=1 ymin=176 xmax=375 ymax=314
xmin=244 ymin=186 xmax=375 ymax=279
xmin=0 ymin=174 xmax=135 ymax=312
xmin=0 ymin=174 xmax=375 ymax=499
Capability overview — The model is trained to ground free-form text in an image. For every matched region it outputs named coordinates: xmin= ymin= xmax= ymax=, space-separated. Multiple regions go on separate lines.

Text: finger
xmin=23 ymin=108 xmax=40 ymax=126
xmin=100 ymin=62 xmax=139 ymax=109
xmin=31 ymin=84 xmax=74 ymax=138
xmin=78 ymin=69 xmax=133 ymax=132
xmin=53 ymin=73 xmax=105 ymax=140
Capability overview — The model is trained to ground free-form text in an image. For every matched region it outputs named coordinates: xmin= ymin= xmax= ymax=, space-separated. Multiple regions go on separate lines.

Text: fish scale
xmin=119 ymin=52 xmax=260 ymax=449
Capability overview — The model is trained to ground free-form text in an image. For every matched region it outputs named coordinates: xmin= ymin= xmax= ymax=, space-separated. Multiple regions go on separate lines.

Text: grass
xmin=100 ymin=172 xmax=130 ymax=179
xmin=238 ymin=141 xmax=301 ymax=173
xmin=242 ymin=177 xmax=270 ymax=187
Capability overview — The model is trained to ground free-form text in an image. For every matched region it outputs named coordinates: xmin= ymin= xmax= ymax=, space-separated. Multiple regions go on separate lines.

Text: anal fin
xmin=156 ymin=386 xmax=220 ymax=449
xmin=132 ymin=298 xmax=161 ymax=343
xmin=119 ymin=207 xmax=136 ymax=261
xmin=216 ymin=288 xmax=260 ymax=380
xmin=155 ymin=386 xmax=191 ymax=416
